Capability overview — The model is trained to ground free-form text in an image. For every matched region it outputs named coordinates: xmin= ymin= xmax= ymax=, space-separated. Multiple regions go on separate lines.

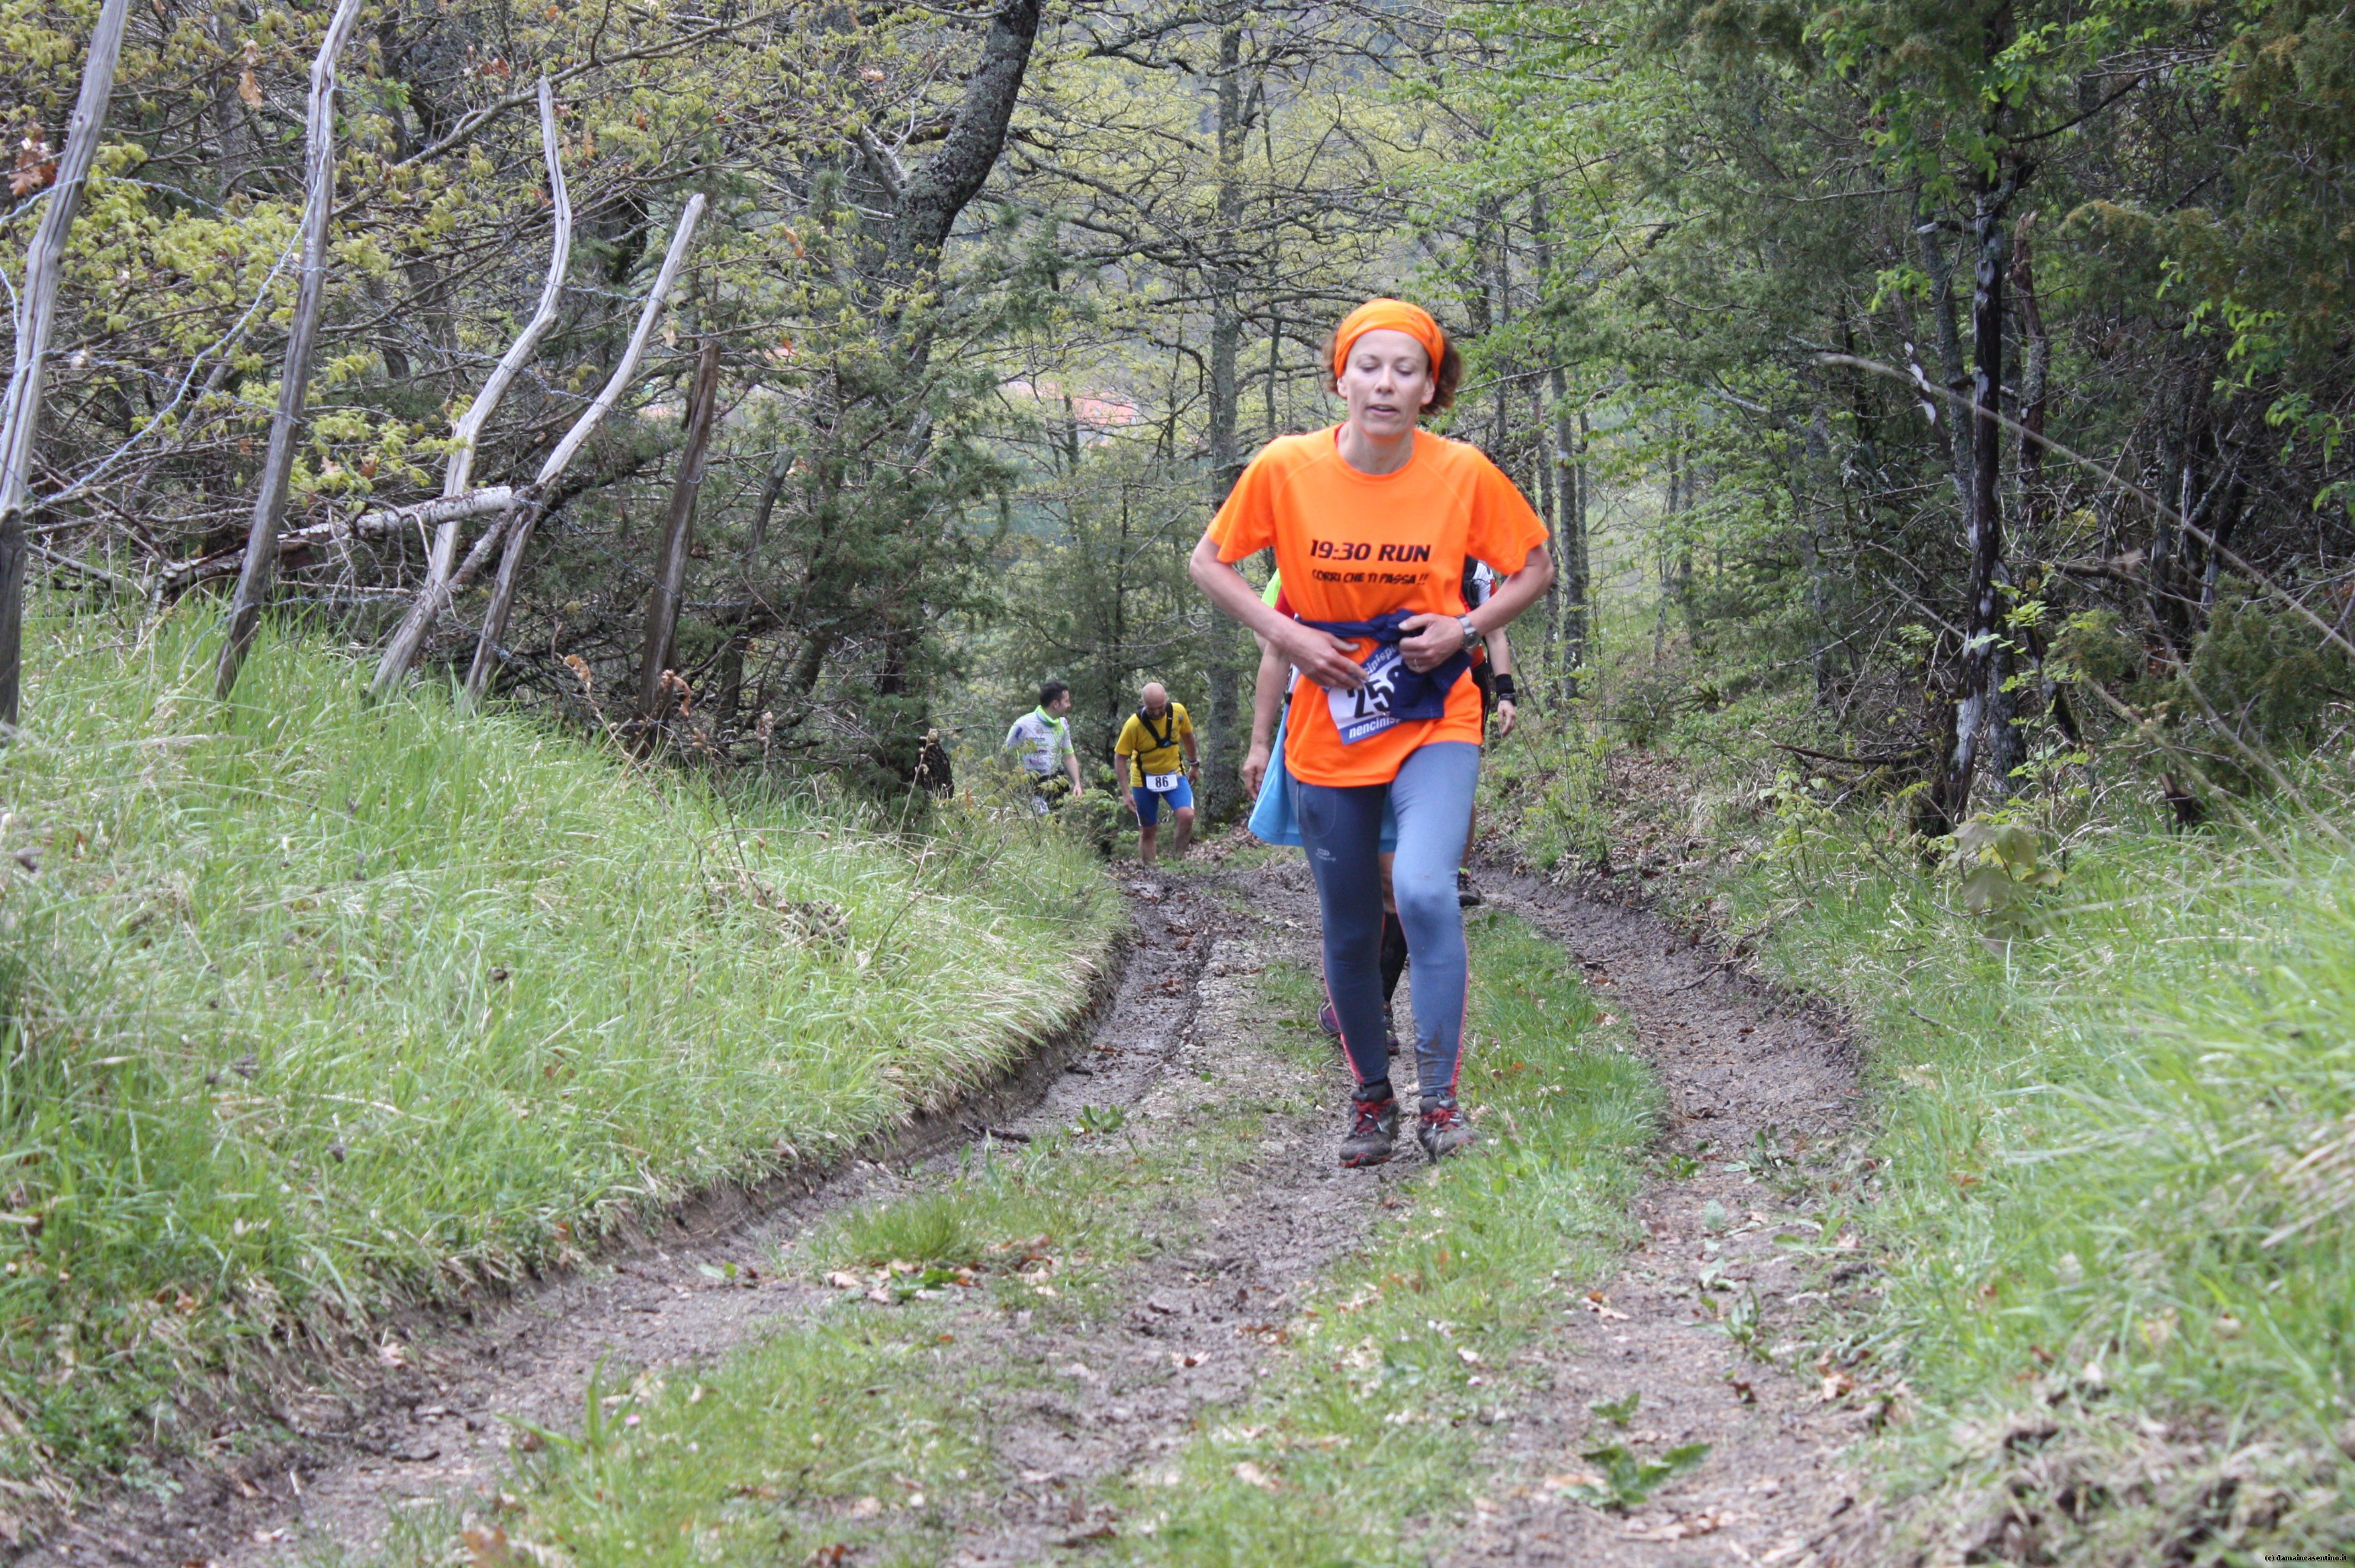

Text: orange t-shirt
xmin=1209 ymin=427 xmax=1548 ymax=787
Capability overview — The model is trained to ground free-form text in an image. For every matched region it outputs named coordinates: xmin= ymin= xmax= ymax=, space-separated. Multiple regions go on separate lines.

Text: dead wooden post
xmin=371 ymin=76 xmax=573 ymax=698
xmin=0 ymin=0 xmax=131 ymax=729
xmin=463 ymin=191 xmax=705 ymax=701
xmin=214 ymin=0 xmax=366 ymax=700
xmin=636 ymin=338 xmax=724 ymax=724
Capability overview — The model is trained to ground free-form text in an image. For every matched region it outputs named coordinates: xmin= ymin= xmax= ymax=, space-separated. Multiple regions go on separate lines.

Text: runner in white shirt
xmin=1003 ymin=680 xmax=1084 ymax=812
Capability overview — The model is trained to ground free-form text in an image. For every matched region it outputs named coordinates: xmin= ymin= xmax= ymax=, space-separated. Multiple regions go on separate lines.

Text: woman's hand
xmin=1494 ymin=697 xmax=1518 ymax=738
xmin=1242 ymin=741 xmax=1271 ymax=795
xmin=1397 ymin=612 xmax=1463 ymax=674
xmin=1279 ymin=622 xmax=1368 ymax=690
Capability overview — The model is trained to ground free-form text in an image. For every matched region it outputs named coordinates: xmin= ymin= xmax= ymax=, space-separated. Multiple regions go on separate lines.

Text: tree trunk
xmin=1945 ymin=167 xmax=2023 ymax=816
xmin=0 ymin=0 xmax=131 ymax=728
xmin=214 ymin=0 xmax=367 ymax=700
xmin=1197 ymin=16 xmax=1248 ymax=822
xmin=1803 ymin=406 xmax=1836 ymax=706
xmin=635 ymin=339 xmax=724 ymax=724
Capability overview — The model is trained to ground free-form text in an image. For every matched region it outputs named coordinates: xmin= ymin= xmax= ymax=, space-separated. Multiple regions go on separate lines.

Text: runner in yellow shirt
xmin=1113 ymin=682 xmax=1198 ymax=865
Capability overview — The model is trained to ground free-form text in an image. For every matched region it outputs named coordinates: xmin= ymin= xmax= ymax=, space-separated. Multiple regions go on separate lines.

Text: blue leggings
xmin=1295 ymin=742 xmax=1480 ymax=1108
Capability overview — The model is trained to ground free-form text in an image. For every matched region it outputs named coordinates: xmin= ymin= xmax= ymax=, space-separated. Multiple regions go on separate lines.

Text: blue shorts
xmin=1133 ymin=775 xmax=1194 ymax=824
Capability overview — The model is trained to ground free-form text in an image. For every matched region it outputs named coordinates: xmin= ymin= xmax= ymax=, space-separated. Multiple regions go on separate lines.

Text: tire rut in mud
xmin=29 ymin=857 xmax=1886 ymax=1568
xmin=1441 ymin=869 xmax=1873 ymax=1566
xmin=18 ymin=872 xmax=1214 ymax=1568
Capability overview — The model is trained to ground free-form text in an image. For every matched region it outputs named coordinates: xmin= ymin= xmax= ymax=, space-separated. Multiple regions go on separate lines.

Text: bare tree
xmin=213 ymin=0 xmax=367 ymax=700
xmin=371 ymin=76 xmax=575 ymax=699
xmin=636 ymin=338 xmax=724 ymax=723
xmin=0 ymin=0 xmax=132 ymax=728
xmin=464 ymin=192 xmax=705 ymax=699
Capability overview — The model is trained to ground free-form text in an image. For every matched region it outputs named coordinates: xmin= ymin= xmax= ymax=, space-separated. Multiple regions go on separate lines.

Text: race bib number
xmin=1145 ymin=770 xmax=1184 ymax=792
xmin=1328 ymin=641 xmax=1404 ymax=745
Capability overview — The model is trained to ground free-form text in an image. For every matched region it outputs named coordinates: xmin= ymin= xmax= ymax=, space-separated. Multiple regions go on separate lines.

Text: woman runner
xmin=1190 ymin=298 xmax=1553 ymax=1165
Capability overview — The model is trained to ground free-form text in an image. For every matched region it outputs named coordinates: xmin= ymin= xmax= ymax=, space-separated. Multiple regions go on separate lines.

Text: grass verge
xmin=0 ymin=606 xmax=1119 ymax=1513
xmin=1727 ymin=788 xmax=2355 ymax=1559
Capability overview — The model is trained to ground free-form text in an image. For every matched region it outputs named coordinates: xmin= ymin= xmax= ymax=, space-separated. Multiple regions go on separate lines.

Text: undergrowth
xmin=0 ymin=606 xmax=1118 ymax=1515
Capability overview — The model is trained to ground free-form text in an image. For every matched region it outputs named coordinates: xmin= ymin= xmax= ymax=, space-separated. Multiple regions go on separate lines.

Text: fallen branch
xmin=1771 ymin=741 xmax=1929 ymax=768
xmin=464 ymin=191 xmax=705 ymax=700
xmin=156 ymin=487 xmax=516 ymax=599
xmin=0 ymin=0 xmax=132 ymax=728
xmin=214 ymin=0 xmax=366 ymax=700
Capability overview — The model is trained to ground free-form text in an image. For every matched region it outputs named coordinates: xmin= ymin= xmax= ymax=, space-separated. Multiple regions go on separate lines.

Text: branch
xmin=159 ymin=487 xmax=516 ymax=599
xmin=372 ymin=76 xmax=573 ymax=698
xmin=465 ymin=191 xmax=705 ymax=699
xmin=888 ymin=0 xmax=1043 ymax=268
xmin=854 ymin=125 xmax=908 ymax=201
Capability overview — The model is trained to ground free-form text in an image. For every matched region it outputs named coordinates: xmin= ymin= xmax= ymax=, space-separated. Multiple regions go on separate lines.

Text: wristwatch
xmin=1459 ymin=615 xmax=1485 ymax=654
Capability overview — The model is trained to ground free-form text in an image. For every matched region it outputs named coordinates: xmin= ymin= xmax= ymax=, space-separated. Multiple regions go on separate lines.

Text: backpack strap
xmin=1137 ymin=707 xmax=1178 ymax=756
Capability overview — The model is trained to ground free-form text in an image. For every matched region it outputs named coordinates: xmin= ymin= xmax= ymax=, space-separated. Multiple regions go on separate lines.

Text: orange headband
xmin=1332 ymin=298 xmax=1447 ymax=379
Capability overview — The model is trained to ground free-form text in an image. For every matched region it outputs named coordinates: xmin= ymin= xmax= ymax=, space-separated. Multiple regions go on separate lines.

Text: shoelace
xmin=1421 ymin=1104 xmax=1463 ymax=1129
xmin=1352 ymin=1100 xmax=1393 ymax=1135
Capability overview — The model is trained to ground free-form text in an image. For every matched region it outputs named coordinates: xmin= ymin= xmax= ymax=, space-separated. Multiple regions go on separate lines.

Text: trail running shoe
xmin=1339 ymin=1090 xmax=1399 ymax=1168
xmin=1417 ymin=1099 xmax=1476 ymax=1161
xmin=1457 ymin=869 xmax=1484 ymax=908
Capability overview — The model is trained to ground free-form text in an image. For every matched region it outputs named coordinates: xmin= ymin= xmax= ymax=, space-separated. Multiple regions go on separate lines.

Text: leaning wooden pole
xmin=463 ymin=191 xmax=705 ymax=700
xmin=0 ymin=0 xmax=132 ymax=730
xmin=371 ymin=76 xmax=573 ymax=698
xmin=635 ymin=338 xmax=724 ymax=724
xmin=213 ymin=0 xmax=366 ymax=701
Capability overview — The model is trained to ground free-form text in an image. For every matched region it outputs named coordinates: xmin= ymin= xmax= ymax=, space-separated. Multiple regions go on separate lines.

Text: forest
xmin=3 ymin=0 xmax=2353 ymax=1558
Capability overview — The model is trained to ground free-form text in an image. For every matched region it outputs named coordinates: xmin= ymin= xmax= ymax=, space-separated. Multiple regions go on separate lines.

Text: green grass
xmin=0 ymin=606 xmax=1120 ymax=1502
xmin=1729 ymin=786 xmax=2355 ymax=1559
xmin=1110 ymin=913 xmax=1660 ymax=1565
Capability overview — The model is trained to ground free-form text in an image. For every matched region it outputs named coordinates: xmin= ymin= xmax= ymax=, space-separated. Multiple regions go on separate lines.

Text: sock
xmin=1379 ymin=909 xmax=1409 ymax=1007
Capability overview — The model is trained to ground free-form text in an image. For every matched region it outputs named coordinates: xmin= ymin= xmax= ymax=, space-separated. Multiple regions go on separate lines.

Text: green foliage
xmin=2173 ymin=581 xmax=2354 ymax=760
xmin=0 ymin=606 xmax=1117 ymax=1501
xmin=1953 ymin=818 xmax=2067 ymax=942
xmin=2046 ymin=609 xmax=2135 ymax=688
xmin=1588 ymin=1389 xmax=1641 ymax=1427
xmin=1562 ymin=1441 xmax=1711 ymax=1511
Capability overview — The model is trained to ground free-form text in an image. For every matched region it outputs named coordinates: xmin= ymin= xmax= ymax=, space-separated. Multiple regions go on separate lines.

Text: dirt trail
xmin=27 ymin=853 xmax=1877 ymax=1567
xmin=1451 ymin=868 xmax=1870 ymax=1566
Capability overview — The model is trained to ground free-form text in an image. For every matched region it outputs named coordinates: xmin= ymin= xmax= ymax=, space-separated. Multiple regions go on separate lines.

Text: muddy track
xmin=1450 ymin=868 xmax=1871 ymax=1566
xmin=31 ymin=853 xmax=1882 ymax=1567
xmin=18 ymin=885 xmax=1195 ymax=1568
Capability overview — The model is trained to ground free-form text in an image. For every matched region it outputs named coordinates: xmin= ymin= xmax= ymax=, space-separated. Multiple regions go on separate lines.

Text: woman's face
xmin=1335 ymin=328 xmax=1435 ymax=440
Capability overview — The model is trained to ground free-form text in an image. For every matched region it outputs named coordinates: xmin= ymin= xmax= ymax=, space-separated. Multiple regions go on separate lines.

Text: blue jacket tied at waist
xmin=1300 ymin=610 xmax=1471 ymax=719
